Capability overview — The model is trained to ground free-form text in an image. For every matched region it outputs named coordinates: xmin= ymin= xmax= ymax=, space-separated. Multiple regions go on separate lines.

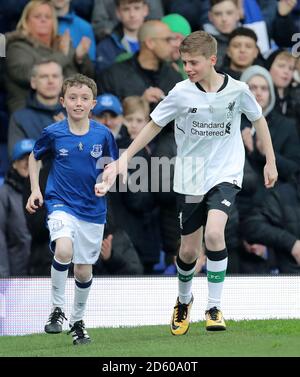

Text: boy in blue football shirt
xmin=26 ymin=74 xmax=118 ymax=345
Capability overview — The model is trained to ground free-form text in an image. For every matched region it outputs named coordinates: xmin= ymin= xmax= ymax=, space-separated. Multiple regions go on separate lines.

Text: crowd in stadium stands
xmin=1 ymin=0 xmax=300 ymax=277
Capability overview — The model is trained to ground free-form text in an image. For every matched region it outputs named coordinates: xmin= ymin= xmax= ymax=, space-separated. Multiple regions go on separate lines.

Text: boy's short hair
xmin=114 ymin=0 xmax=145 ymax=6
xmin=122 ymin=96 xmax=150 ymax=117
xmin=228 ymin=27 xmax=258 ymax=44
xmin=179 ymin=31 xmax=217 ymax=58
xmin=209 ymin=0 xmax=238 ymax=9
xmin=61 ymin=74 xmax=97 ymax=99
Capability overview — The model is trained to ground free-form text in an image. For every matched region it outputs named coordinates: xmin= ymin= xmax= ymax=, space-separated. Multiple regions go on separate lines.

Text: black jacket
xmin=98 ymin=54 xmax=182 ymax=103
xmin=242 ymin=179 xmax=300 ymax=273
xmin=8 ymin=93 xmax=64 ymax=158
xmin=242 ymin=110 xmax=300 ymax=184
xmin=93 ymin=229 xmax=144 ymax=275
xmin=0 ymin=167 xmax=31 ymax=276
xmin=109 ymin=136 xmax=161 ymax=266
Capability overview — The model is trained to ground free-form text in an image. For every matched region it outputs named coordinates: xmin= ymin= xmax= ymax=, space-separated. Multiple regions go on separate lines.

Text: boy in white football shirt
xmin=97 ymin=31 xmax=278 ymax=335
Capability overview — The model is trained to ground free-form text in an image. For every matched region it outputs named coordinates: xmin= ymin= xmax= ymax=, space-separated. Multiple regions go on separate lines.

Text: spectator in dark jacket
xmin=98 ymin=20 xmax=182 ymax=111
xmin=111 ymin=95 xmax=161 ymax=273
xmin=92 ymin=0 xmax=164 ymax=42
xmin=95 ymin=0 xmax=148 ymax=73
xmin=240 ymin=65 xmax=300 ymax=190
xmin=242 ymin=174 xmax=300 ymax=273
xmin=0 ymin=139 xmax=34 ymax=277
xmin=151 ymin=124 xmax=180 ymax=267
xmin=93 ymin=195 xmax=144 ymax=275
xmin=8 ymin=59 xmax=64 ymax=158
xmin=23 ymin=158 xmax=52 ymax=276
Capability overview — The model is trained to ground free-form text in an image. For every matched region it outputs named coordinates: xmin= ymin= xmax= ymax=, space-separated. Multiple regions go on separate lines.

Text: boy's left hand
xmin=264 ymin=162 xmax=278 ymax=188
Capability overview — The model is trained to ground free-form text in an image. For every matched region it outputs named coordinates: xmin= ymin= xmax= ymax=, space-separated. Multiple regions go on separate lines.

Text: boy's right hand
xmin=95 ymin=158 xmax=128 ymax=196
xmin=26 ymin=189 xmax=43 ymax=214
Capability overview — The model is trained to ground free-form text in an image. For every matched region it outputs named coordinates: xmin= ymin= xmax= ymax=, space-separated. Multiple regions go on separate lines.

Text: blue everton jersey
xmin=33 ymin=119 xmax=118 ymax=224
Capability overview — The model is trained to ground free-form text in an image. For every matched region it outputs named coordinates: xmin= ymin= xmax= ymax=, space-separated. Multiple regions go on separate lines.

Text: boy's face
xmin=181 ymin=52 xmax=216 ymax=83
xmin=31 ymin=62 xmax=63 ymax=100
xmin=116 ymin=1 xmax=148 ymax=33
xmin=209 ymin=1 xmax=240 ymax=34
xmin=247 ymin=75 xmax=270 ymax=111
xmin=227 ymin=36 xmax=258 ymax=70
xmin=270 ymin=56 xmax=295 ymax=89
xmin=124 ymin=109 xmax=148 ymax=139
xmin=61 ymin=84 xmax=96 ymax=121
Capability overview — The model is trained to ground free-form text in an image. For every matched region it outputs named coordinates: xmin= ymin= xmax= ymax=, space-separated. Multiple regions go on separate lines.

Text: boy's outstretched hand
xmin=264 ymin=162 xmax=278 ymax=188
xmin=94 ymin=181 xmax=111 ymax=197
xmin=94 ymin=158 xmax=128 ymax=197
xmin=26 ymin=189 xmax=44 ymax=214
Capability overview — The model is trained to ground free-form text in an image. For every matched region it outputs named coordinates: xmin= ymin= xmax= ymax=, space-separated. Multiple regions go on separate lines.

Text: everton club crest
xmin=90 ymin=144 xmax=103 ymax=158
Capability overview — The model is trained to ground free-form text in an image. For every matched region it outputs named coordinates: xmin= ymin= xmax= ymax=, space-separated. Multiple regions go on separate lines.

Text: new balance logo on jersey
xmin=188 ymin=107 xmax=197 ymax=113
xmin=221 ymin=199 xmax=231 ymax=207
xmin=59 ymin=148 xmax=69 ymax=156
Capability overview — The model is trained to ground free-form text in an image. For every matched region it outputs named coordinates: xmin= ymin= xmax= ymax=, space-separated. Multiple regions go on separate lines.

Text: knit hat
xmin=240 ymin=65 xmax=275 ymax=117
xmin=161 ymin=13 xmax=191 ymax=37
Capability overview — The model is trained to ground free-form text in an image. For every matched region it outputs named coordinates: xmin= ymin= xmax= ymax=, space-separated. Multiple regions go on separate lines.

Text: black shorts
xmin=178 ymin=182 xmax=240 ymax=236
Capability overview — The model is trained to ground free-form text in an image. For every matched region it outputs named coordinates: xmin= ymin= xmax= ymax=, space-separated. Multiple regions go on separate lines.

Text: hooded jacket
xmin=240 ymin=65 xmax=300 ymax=183
xmin=240 ymin=65 xmax=275 ymax=117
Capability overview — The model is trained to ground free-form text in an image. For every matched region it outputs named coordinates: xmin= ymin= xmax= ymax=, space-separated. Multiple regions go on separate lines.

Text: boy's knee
xmin=204 ymin=228 xmax=224 ymax=248
xmin=179 ymin=244 xmax=200 ymax=263
xmin=74 ymin=265 xmax=92 ymax=283
xmin=54 ymin=238 xmax=73 ymax=262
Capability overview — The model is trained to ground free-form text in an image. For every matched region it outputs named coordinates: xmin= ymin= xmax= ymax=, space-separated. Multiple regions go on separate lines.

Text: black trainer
xmin=68 ymin=320 xmax=91 ymax=345
xmin=44 ymin=307 xmax=67 ymax=334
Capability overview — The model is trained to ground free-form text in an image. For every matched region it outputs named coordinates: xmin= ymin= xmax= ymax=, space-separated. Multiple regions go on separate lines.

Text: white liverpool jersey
xmin=150 ymin=74 xmax=262 ymax=196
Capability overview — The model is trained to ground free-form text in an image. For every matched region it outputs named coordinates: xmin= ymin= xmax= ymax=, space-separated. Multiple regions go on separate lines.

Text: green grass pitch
xmin=1 ymin=319 xmax=300 ymax=357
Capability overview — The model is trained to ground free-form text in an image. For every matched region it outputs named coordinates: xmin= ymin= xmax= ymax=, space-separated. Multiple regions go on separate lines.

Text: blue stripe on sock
xmin=52 ymin=258 xmax=70 ymax=272
xmin=75 ymin=278 xmax=92 ymax=289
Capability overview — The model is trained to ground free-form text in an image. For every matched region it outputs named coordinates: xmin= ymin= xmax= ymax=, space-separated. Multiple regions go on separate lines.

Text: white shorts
xmin=47 ymin=211 xmax=104 ymax=265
